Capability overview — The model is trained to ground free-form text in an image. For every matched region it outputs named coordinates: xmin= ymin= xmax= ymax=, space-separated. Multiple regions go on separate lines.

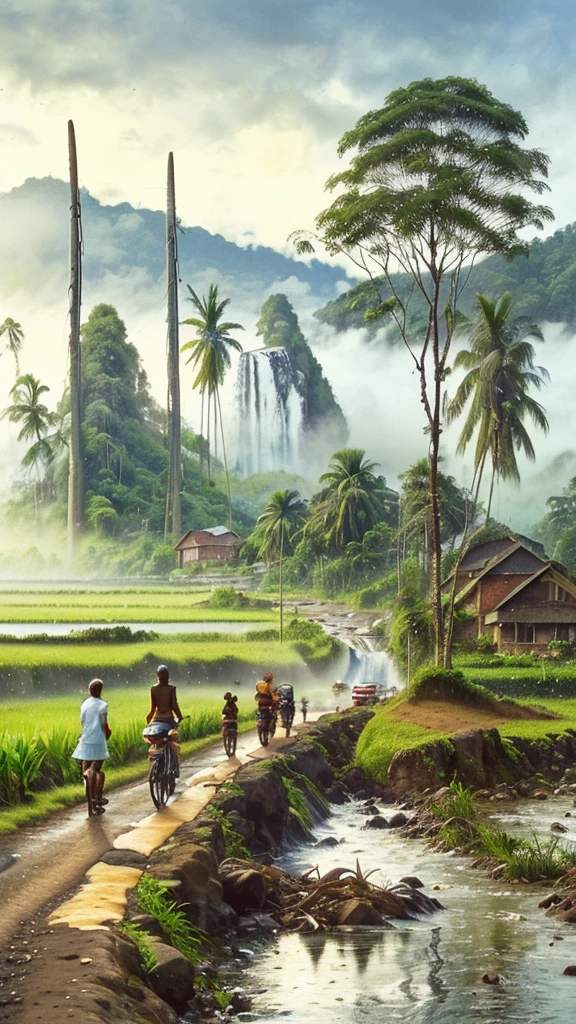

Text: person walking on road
xmin=300 ymin=696 xmax=309 ymax=722
xmin=72 ymin=679 xmax=111 ymax=814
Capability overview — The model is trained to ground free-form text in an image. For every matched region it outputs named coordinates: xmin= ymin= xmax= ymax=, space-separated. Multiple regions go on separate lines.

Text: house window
xmin=515 ymin=622 xmax=536 ymax=644
xmin=548 ymin=582 xmax=570 ymax=602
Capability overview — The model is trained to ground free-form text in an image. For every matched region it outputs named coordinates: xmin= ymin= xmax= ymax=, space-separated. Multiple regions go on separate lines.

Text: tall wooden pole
xmin=164 ymin=152 xmax=182 ymax=539
xmin=67 ymin=120 xmax=83 ymax=561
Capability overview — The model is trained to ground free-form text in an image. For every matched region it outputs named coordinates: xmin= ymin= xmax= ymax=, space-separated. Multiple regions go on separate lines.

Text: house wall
xmin=478 ymin=575 xmax=532 ymax=615
xmin=181 ymin=542 xmax=240 ymax=566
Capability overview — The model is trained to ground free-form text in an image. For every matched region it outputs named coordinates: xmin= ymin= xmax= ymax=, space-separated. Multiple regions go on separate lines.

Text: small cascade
xmin=235 ymin=347 xmax=304 ymax=477
xmin=344 ymin=637 xmax=404 ymax=692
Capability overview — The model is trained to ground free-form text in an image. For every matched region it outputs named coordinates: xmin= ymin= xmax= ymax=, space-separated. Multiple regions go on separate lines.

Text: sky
xmin=2 ymin=0 xmax=576 ymax=529
xmin=1 ymin=0 xmax=576 ymax=250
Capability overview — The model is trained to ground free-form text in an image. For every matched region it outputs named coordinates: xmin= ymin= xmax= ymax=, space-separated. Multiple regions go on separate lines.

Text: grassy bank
xmin=356 ymin=674 xmax=576 ymax=781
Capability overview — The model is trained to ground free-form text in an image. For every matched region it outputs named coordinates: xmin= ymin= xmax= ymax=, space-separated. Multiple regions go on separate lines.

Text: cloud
xmin=0 ymin=122 xmax=37 ymax=143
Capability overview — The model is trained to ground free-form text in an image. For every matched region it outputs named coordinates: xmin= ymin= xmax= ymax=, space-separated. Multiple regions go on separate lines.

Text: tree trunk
xmin=486 ymin=466 xmax=496 ymax=521
xmin=429 ymin=282 xmax=444 ymax=668
xmin=216 ymin=387 xmax=233 ymax=530
xmin=164 ymin=152 xmax=182 ymax=539
xmin=67 ymin=120 xmax=83 ymax=562
xmin=279 ymin=522 xmax=284 ymax=643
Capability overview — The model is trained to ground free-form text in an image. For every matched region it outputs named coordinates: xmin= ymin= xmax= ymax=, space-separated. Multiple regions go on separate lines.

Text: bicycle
xmin=278 ymin=700 xmax=295 ymax=737
xmin=222 ymin=717 xmax=238 ymax=757
xmin=257 ymin=706 xmax=276 ymax=747
xmin=143 ymin=720 xmax=184 ymax=809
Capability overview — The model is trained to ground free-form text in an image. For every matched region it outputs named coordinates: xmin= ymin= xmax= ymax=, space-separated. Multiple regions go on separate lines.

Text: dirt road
xmin=0 ymin=718 xmax=314 ymax=946
xmin=0 ymin=731 xmax=258 ymax=944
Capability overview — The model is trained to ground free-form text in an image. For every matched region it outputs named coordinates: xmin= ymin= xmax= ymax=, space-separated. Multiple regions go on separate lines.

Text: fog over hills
xmin=0 ymin=177 xmax=351 ymax=301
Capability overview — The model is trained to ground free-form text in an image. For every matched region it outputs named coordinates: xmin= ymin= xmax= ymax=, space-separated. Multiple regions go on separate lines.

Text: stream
xmin=237 ymin=797 xmax=576 ymax=1024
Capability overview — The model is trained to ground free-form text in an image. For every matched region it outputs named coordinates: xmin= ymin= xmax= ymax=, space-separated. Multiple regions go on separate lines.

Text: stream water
xmin=239 ymin=797 xmax=576 ymax=1024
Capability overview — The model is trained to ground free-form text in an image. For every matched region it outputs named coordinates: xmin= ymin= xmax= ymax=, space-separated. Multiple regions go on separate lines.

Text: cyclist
xmin=72 ymin=679 xmax=111 ymax=814
xmin=147 ymin=665 xmax=183 ymax=778
xmin=147 ymin=664 xmax=183 ymax=727
xmin=222 ymin=691 xmax=239 ymax=728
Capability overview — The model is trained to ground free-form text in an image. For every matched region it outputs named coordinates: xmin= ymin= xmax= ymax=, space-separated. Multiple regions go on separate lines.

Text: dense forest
xmin=315 ymin=223 xmax=576 ymax=337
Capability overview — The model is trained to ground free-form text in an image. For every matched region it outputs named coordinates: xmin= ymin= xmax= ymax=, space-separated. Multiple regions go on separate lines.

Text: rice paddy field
xmin=0 ymin=584 xmax=338 ymax=831
xmin=0 ymin=586 xmax=277 ymax=623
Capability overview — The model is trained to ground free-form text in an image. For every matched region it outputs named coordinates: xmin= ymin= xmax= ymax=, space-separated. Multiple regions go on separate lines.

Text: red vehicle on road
xmin=351 ymin=683 xmax=380 ymax=707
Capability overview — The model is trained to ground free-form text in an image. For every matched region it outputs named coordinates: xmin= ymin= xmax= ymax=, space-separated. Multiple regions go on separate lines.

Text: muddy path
xmin=0 ymin=723 xmax=314 ymax=946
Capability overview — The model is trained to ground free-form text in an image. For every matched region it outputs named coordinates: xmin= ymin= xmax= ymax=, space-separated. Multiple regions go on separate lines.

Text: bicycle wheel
xmin=84 ymin=772 xmax=95 ymax=818
xmin=223 ymin=726 xmax=237 ymax=757
xmin=149 ymin=752 xmax=168 ymax=809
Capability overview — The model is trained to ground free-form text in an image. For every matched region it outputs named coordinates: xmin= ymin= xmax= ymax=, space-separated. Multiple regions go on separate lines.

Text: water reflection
xmin=244 ymin=798 xmax=576 ymax=1024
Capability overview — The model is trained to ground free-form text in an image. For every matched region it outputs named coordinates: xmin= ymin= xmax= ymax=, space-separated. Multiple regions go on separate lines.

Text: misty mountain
xmin=0 ymin=177 xmax=350 ymax=301
xmin=315 ymin=223 xmax=576 ymax=335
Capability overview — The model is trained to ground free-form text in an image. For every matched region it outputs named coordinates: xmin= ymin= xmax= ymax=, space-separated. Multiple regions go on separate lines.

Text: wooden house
xmin=445 ymin=534 xmax=576 ymax=653
xmin=174 ymin=526 xmax=243 ymax=567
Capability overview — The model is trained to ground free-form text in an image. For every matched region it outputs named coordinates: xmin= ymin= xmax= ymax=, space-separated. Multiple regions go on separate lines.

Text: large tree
xmin=181 ymin=284 xmax=243 ymax=529
xmin=447 ymin=292 xmax=549 ymax=518
xmin=0 ymin=318 xmax=24 ymax=376
xmin=293 ymin=77 xmax=552 ymax=665
xmin=251 ymin=488 xmax=305 ymax=641
xmin=305 ymin=447 xmax=383 ymax=553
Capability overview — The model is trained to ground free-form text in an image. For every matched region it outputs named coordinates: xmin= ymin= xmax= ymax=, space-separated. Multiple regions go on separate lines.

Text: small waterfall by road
xmin=235 ymin=347 xmax=304 ymax=477
xmin=344 ymin=636 xmax=403 ymax=691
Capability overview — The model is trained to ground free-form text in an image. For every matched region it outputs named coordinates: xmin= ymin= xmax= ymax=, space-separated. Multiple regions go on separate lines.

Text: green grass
xmin=0 ymin=688 xmax=258 ymax=831
xmin=135 ymin=874 xmax=209 ymax=963
xmin=0 ymin=639 xmax=303 ymax=672
xmin=355 ymin=694 xmax=576 ymax=782
xmin=0 ymin=586 xmax=276 ymax=623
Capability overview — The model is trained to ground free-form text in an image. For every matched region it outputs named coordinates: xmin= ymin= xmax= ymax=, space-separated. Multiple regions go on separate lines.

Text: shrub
xmin=548 ymin=639 xmax=572 ymax=659
xmin=409 ymin=667 xmax=498 ymax=709
xmin=429 ymin=780 xmax=476 ymax=821
xmin=453 ymin=634 xmax=497 ymax=655
xmin=135 ymin=875 xmax=209 ymax=962
xmin=209 ymin=587 xmax=239 ymax=608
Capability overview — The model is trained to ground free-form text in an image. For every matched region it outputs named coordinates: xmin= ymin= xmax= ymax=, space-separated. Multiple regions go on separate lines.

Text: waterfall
xmin=235 ymin=347 xmax=304 ymax=477
xmin=344 ymin=637 xmax=404 ymax=692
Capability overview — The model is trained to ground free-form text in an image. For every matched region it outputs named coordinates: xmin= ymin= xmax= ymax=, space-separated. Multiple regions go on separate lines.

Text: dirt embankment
xmin=389 ymin=697 xmax=559 ymax=734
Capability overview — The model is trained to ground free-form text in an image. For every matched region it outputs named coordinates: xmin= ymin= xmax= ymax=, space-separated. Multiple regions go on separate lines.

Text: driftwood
xmin=239 ymin=858 xmax=443 ymax=933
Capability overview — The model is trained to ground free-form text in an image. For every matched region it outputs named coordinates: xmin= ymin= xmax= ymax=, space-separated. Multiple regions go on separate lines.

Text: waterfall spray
xmin=235 ymin=347 xmax=304 ymax=476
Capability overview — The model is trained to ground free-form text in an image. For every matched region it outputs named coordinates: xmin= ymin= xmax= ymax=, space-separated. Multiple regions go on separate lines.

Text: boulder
xmin=336 ymin=899 xmax=384 ymax=926
xmin=314 ymin=836 xmax=339 ymax=848
xmin=325 ymin=784 xmax=349 ymax=805
xmin=148 ymin=939 xmax=195 ymax=1011
xmin=532 ymin=790 xmax=549 ymax=800
xmin=365 ymin=815 xmax=388 ymax=829
xmin=563 ymin=965 xmax=576 ymax=976
xmin=551 ymin=822 xmax=569 ymax=833
xmin=101 ymin=849 xmax=148 ymax=869
xmin=387 ymin=812 xmax=408 ymax=828
xmin=538 ymin=893 xmax=561 ymax=910
xmin=398 ymin=875 xmax=424 ymax=889
xmin=557 ymin=906 xmax=576 ymax=924
xmin=482 ymin=972 xmax=500 ymax=985
xmin=338 ymin=766 xmax=375 ymax=795
xmin=218 ymin=859 xmax=267 ymax=913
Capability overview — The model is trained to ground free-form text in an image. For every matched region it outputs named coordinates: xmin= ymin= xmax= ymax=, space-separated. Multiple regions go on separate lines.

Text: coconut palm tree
xmin=2 ymin=374 xmax=54 ymax=511
xmin=0 ymin=318 xmax=24 ymax=376
xmin=447 ymin=293 xmax=549 ymax=518
xmin=307 ymin=448 xmax=382 ymax=553
xmin=181 ymin=284 xmax=243 ymax=528
xmin=252 ymin=489 xmax=305 ymax=641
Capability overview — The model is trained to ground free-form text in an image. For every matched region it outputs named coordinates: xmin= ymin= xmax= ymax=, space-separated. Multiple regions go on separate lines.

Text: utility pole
xmin=67 ymin=120 xmax=83 ymax=561
xmin=164 ymin=152 xmax=182 ymax=539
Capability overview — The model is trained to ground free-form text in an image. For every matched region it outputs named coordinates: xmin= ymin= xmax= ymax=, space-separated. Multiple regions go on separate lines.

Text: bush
xmin=453 ymin=634 xmax=497 ymax=655
xmin=548 ymin=639 xmax=572 ymax=659
xmin=209 ymin=586 xmax=240 ymax=608
xmin=409 ymin=667 xmax=498 ymax=709
xmin=355 ymin=572 xmax=397 ymax=609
